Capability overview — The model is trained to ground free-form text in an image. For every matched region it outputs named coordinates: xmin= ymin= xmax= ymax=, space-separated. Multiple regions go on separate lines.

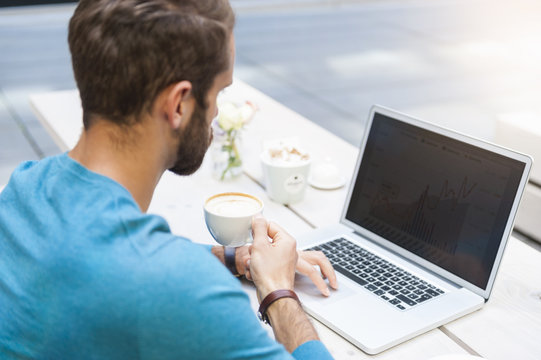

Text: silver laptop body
xmin=296 ymin=105 xmax=532 ymax=354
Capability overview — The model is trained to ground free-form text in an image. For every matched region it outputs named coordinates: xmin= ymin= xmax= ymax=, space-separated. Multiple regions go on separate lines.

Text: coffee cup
xmin=204 ymin=192 xmax=263 ymax=247
xmin=260 ymin=140 xmax=311 ymax=205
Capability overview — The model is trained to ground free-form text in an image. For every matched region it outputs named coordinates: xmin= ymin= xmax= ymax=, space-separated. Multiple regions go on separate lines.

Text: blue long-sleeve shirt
xmin=0 ymin=153 xmax=333 ymax=359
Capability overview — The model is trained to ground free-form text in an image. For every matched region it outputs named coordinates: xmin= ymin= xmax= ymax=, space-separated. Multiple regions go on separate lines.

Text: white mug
xmin=261 ymin=152 xmax=311 ymax=205
xmin=204 ymin=192 xmax=263 ymax=247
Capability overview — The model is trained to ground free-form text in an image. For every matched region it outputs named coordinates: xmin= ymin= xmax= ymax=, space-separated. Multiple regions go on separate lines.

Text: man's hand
xmin=248 ymin=216 xmax=298 ymax=301
xmin=243 ymin=218 xmax=338 ymax=297
xmin=212 ymin=217 xmax=339 ymax=297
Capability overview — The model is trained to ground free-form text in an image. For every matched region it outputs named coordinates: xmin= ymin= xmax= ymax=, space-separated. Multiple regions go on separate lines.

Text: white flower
xmin=217 ymin=101 xmax=257 ymax=131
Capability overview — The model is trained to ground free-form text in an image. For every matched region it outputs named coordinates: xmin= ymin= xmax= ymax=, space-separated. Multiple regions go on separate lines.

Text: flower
xmin=211 ymin=101 xmax=258 ymax=180
xmin=216 ymin=101 xmax=257 ymax=131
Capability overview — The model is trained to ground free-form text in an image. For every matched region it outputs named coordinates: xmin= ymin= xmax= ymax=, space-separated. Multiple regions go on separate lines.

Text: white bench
xmin=495 ymin=113 xmax=541 ymax=242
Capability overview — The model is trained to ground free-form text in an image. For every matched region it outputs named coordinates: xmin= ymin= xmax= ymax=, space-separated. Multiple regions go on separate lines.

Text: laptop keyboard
xmin=307 ymin=238 xmax=444 ymax=311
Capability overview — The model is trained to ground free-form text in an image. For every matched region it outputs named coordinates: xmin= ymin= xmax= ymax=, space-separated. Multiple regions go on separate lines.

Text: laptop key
xmin=374 ymin=289 xmax=385 ymax=296
xmin=365 ymin=284 xmax=378 ymax=292
xmin=396 ymin=305 xmax=406 ymax=310
xmin=417 ymin=294 xmax=432 ymax=302
xmin=333 ymin=264 xmax=368 ymax=286
xmin=396 ymin=294 xmax=416 ymax=306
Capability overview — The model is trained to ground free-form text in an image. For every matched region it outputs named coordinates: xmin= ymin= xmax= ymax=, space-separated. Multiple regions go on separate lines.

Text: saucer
xmin=308 ymin=176 xmax=346 ymax=190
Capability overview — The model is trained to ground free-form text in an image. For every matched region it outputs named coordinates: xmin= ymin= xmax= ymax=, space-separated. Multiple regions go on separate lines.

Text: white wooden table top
xmin=29 ymin=79 xmax=541 ymax=360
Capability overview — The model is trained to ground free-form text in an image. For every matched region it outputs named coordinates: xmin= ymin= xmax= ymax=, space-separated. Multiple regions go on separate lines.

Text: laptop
xmin=295 ymin=105 xmax=532 ymax=354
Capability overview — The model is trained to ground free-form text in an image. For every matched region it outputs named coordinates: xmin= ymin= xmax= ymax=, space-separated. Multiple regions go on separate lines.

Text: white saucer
xmin=308 ymin=176 xmax=346 ymax=190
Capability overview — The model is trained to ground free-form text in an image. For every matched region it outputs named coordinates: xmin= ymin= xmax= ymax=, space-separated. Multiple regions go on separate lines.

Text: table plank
xmin=443 ymin=237 xmax=541 ymax=360
xmin=29 ymin=90 xmax=83 ymax=152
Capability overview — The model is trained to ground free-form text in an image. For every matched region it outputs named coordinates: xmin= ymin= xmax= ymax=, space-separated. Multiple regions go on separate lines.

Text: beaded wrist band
xmin=223 ymin=246 xmax=240 ymax=277
xmin=257 ymin=289 xmax=300 ymax=325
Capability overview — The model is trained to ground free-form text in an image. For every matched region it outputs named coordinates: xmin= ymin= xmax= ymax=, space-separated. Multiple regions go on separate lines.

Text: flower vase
xmin=211 ymin=129 xmax=243 ymax=181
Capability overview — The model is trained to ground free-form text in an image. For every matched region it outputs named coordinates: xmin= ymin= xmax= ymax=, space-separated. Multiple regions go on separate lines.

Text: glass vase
xmin=210 ymin=129 xmax=243 ymax=181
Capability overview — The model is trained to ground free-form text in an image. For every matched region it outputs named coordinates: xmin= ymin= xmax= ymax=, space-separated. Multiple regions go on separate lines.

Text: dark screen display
xmin=346 ymin=113 xmax=525 ymax=289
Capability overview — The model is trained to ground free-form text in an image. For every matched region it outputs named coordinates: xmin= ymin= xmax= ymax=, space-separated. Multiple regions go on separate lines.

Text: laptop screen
xmin=345 ymin=112 xmax=526 ymax=290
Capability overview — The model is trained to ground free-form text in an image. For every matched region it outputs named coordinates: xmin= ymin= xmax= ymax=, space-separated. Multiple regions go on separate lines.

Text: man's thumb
xmin=251 ymin=215 xmax=268 ymax=245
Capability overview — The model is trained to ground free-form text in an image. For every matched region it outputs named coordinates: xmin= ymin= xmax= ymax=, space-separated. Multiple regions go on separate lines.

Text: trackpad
xmin=295 ymin=273 xmax=357 ymax=305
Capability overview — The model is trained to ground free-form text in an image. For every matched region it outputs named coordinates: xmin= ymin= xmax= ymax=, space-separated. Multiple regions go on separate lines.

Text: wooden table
xmin=29 ymin=79 xmax=541 ymax=360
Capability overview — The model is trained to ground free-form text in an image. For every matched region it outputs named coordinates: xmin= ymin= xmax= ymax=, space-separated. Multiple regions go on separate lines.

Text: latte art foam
xmin=205 ymin=194 xmax=261 ymax=217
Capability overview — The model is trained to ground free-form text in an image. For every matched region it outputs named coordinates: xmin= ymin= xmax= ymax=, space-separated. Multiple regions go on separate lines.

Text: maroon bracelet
xmin=257 ymin=289 xmax=300 ymax=325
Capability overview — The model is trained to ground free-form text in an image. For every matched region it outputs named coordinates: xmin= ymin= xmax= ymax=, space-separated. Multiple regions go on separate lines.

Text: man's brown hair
xmin=68 ymin=0 xmax=235 ymax=129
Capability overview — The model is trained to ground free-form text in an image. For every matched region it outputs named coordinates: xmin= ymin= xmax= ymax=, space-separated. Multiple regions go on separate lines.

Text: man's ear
xmin=164 ymin=81 xmax=193 ymax=129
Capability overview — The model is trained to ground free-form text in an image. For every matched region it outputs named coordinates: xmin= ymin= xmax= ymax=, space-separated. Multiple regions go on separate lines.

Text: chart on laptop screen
xmin=346 ymin=113 xmax=525 ymax=289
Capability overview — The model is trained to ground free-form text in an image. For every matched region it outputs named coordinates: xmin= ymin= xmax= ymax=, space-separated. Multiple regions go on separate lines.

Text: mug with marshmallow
xmin=260 ymin=138 xmax=311 ymax=205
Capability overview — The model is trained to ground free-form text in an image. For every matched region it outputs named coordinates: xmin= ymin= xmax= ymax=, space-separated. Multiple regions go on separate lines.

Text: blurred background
xmin=1 ymin=0 xmax=540 ymax=194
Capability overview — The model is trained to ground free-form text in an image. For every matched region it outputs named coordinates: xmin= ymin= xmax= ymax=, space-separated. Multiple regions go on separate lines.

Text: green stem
xmin=220 ymin=130 xmax=241 ymax=180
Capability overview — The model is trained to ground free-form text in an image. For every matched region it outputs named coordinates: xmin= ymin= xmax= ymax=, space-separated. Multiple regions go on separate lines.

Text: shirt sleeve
xmin=292 ymin=340 xmax=334 ymax=360
xmin=136 ymin=238 xmax=295 ymax=360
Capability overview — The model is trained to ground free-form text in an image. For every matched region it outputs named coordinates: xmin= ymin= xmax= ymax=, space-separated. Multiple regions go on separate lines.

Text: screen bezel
xmin=340 ymin=105 xmax=533 ymax=300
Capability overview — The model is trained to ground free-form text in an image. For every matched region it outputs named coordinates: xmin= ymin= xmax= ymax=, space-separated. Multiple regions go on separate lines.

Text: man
xmin=0 ymin=0 xmax=338 ymax=359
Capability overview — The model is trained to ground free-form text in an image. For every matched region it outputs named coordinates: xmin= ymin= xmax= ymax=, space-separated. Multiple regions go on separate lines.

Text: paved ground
xmin=1 ymin=0 xmax=541 ymax=185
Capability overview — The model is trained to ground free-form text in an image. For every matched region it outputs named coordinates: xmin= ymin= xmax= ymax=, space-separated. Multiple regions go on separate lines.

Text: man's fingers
xmin=311 ymin=252 xmax=338 ymax=290
xmin=297 ymin=260 xmax=330 ymax=296
xmin=298 ymin=251 xmax=339 ymax=291
xmin=320 ymin=263 xmax=338 ymax=290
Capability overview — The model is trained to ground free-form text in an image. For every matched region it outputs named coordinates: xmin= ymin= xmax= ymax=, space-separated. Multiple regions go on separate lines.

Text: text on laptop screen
xmin=346 ymin=112 xmax=525 ymax=289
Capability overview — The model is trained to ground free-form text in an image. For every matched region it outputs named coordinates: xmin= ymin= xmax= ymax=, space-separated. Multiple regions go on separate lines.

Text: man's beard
xmin=168 ymin=103 xmax=213 ymax=176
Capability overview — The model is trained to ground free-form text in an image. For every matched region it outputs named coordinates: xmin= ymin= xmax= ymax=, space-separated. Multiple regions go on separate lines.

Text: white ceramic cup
xmin=204 ymin=192 xmax=264 ymax=247
xmin=260 ymin=152 xmax=311 ymax=205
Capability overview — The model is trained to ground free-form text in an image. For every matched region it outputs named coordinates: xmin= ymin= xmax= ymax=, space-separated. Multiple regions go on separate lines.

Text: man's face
xmin=167 ymin=101 xmax=213 ymax=176
xmin=168 ymin=36 xmax=235 ymax=176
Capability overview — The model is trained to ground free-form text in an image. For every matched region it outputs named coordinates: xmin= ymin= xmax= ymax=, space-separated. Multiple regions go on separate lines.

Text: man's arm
xmin=265 ymin=297 xmax=319 ymax=352
xmin=249 ymin=216 xmax=322 ymax=353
